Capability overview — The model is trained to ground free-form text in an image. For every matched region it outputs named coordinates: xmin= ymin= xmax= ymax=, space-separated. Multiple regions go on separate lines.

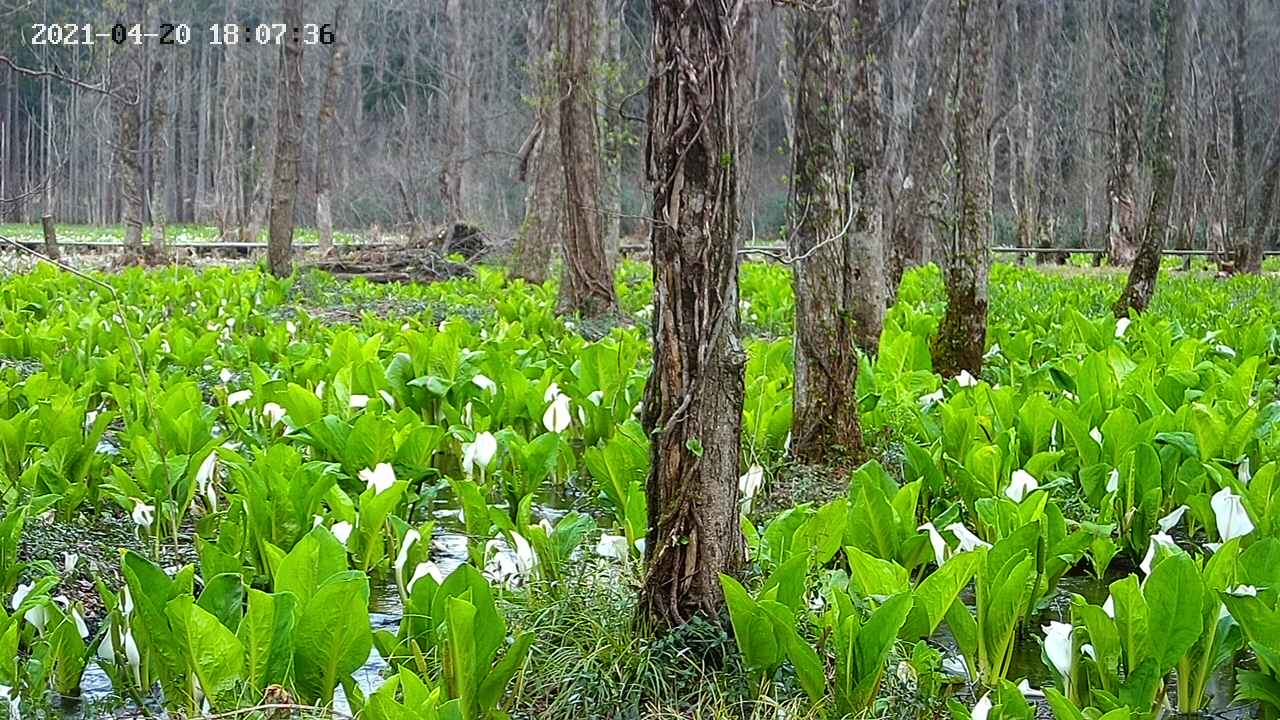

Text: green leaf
xmin=166 ymin=595 xmax=245 ymax=711
xmin=293 ymin=571 xmax=372 ymax=704
xmin=237 ymin=589 xmax=297 ymax=695
xmin=1144 ymin=553 xmax=1204 ymax=670
xmin=902 ymin=551 xmax=982 ymax=640
xmin=274 ymin=525 xmax=348 ymax=608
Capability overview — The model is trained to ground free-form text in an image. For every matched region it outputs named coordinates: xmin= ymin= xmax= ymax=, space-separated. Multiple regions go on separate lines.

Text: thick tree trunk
xmin=1115 ymin=0 xmax=1185 ymax=317
xmin=113 ymin=1 xmax=145 ymax=262
xmin=511 ymin=1 xmax=561 ymax=284
xmin=931 ymin=0 xmax=992 ymax=379
xmin=267 ymin=0 xmax=305 ymax=278
xmin=846 ymin=0 xmax=887 ymax=352
xmin=788 ymin=2 xmax=865 ymax=463
xmin=642 ymin=0 xmax=745 ymax=629
xmin=1229 ymin=1 xmax=1261 ymax=274
xmin=557 ymin=0 xmax=619 ymax=317
xmin=438 ymin=0 xmax=471 ymax=223
xmin=316 ymin=1 xmax=349 ymax=255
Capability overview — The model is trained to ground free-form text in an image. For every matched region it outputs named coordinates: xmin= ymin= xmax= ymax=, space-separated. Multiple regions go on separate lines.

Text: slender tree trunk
xmin=41 ymin=214 xmax=58 ymax=262
xmin=1229 ymin=0 xmax=1260 ymax=273
xmin=931 ymin=0 xmax=992 ymax=378
xmin=1115 ymin=0 xmax=1186 ymax=317
xmin=439 ymin=0 xmax=471 ymax=223
xmin=147 ymin=58 xmax=167 ymax=259
xmin=846 ymin=0 xmax=887 ymax=351
xmin=789 ymin=1 xmax=865 ymax=464
xmin=1105 ymin=3 xmax=1140 ymax=267
xmin=267 ymin=0 xmax=305 ymax=278
xmin=557 ymin=0 xmax=619 ymax=317
xmin=113 ymin=0 xmax=146 ymax=262
xmin=642 ymin=0 xmax=745 ymax=629
xmin=316 ymin=1 xmax=348 ymax=255
xmin=511 ymin=0 xmax=561 ymax=284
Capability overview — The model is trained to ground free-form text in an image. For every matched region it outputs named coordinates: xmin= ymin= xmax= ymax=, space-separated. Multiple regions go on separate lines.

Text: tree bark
xmin=267 ymin=0 xmax=305 ymax=278
xmin=557 ymin=0 xmax=619 ymax=317
xmin=1114 ymin=0 xmax=1186 ymax=317
xmin=511 ymin=0 xmax=561 ymax=284
xmin=41 ymin=214 xmax=59 ymax=262
xmin=788 ymin=1 xmax=866 ymax=464
xmin=438 ymin=0 xmax=472 ymax=223
xmin=845 ymin=0 xmax=887 ymax=351
xmin=1105 ymin=2 xmax=1140 ymax=267
xmin=1228 ymin=0 xmax=1261 ymax=273
xmin=642 ymin=0 xmax=745 ymax=629
xmin=930 ymin=0 xmax=992 ymax=379
xmin=316 ymin=1 xmax=349 ymax=255
xmin=113 ymin=0 xmax=146 ymax=262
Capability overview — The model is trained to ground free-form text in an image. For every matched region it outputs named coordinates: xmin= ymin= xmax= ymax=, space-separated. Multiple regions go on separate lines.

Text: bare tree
xmin=1105 ymin=2 xmax=1142 ymax=267
xmin=931 ymin=0 xmax=994 ymax=378
xmin=114 ymin=0 xmax=146 ymax=262
xmin=511 ymin=0 xmax=561 ymax=284
xmin=1115 ymin=0 xmax=1187 ymax=318
xmin=267 ymin=0 xmax=305 ymax=278
xmin=438 ymin=0 xmax=472 ymax=223
xmin=557 ymin=0 xmax=619 ymax=317
xmin=642 ymin=0 xmax=745 ymax=628
xmin=316 ymin=1 xmax=349 ymax=254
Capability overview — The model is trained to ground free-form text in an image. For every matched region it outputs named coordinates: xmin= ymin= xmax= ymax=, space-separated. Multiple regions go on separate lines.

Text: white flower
xmin=1139 ymin=532 xmax=1179 ymax=575
xmin=472 ymin=374 xmax=497 ymax=395
xmin=972 ymin=693 xmax=992 ymax=720
xmin=919 ymin=522 xmax=948 ymax=566
xmin=1239 ymin=457 xmax=1252 ymax=485
xmin=123 ymin=628 xmax=142 ymax=687
xmin=511 ymin=532 xmax=538 ymax=576
xmin=12 ymin=583 xmax=48 ymax=632
xmin=286 ymin=320 xmax=297 ymax=335
xmin=1211 ymin=487 xmax=1255 ymax=542
xmin=219 ymin=368 xmax=234 ymax=384
xmin=1106 ymin=468 xmax=1120 ymax=493
xmin=395 ymin=529 xmax=421 ymax=593
xmin=96 ymin=624 xmax=116 ymax=663
xmin=1005 ymin=469 xmax=1039 ymax=502
xmin=1227 ymin=585 xmax=1258 ymax=598
xmin=596 ymin=533 xmax=629 ymax=561
xmin=739 ymin=465 xmax=764 ymax=500
xmin=955 ymin=370 xmax=978 ymax=387
xmin=918 ymin=389 xmax=945 ymax=407
xmin=1157 ymin=505 xmax=1190 ymax=533
xmin=1090 ymin=427 xmax=1103 ymax=445
xmin=0 ymin=683 xmax=18 ymax=718
xmin=331 ymin=521 xmax=353 ymax=546
xmin=543 ymin=393 xmax=572 ymax=433
xmin=1016 ymin=679 xmax=1045 ymax=698
xmin=70 ymin=606 xmax=89 ymax=639
xmin=359 ymin=463 xmax=397 ymax=496
xmin=228 ymin=389 xmax=253 ymax=406
xmin=196 ymin=450 xmax=218 ymax=492
xmin=63 ymin=552 xmax=79 ymax=575
xmin=543 ymin=383 xmax=561 ymax=403
xmin=407 ymin=561 xmax=444 ymax=593
xmin=587 ymin=390 xmax=604 ymax=405
xmin=462 ymin=432 xmax=498 ymax=476
xmin=315 ymin=381 xmax=326 ymax=399
xmin=1042 ymin=622 xmax=1074 ymax=689
xmin=945 ymin=523 xmax=991 ymax=552
xmin=1082 ymin=643 xmax=1097 ymax=661
xmin=122 ymin=586 xmax=134 ymax=618
xmin=1215 ymin=344 xmax=1237 ymax=358
xmin=984 ymin=344 xmax=1001 ymax=359
xmin=262 ymin=402 xmax=286 ymax=427
xmin=1115 ymin=317 xmax=1131 ymax=338
xmin=1103 ymin=595 xmax=1115 ymax=618
xmin=131 ymin=500 xmax=155 ymax=528
xmin=349 ymin=393 xmax=369 ymax=409
xmin=379 ymin=390 xmax=396 ymax=408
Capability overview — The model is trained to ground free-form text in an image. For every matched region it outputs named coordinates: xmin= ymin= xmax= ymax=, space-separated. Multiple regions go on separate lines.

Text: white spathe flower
xmin=1090 ymin=427 xmax=1103 ymax=445
xmin=121 ymin=586 xmax=134 ymax=618
xmin=1211 ymin=487 xmax=1255 ymax=542
xmin=1215 ymin=344 xmax=1237 ymax=358
xmin=96 ymin=624 xmax=116 ymax=663
xmin=1082 ymin=643 xmax=1097 ymax=660
xmin=395 ymin=529 xmax=421 ymax=593
xmin=407 ymin=561 xmax=444 ymax=594
xmin=543 ymin=393 xmax=572 ymax=434
xmin=123 ymin=627 xmax=142 ymax=687
xmin=349 ymin=393 xmax=370 ymax=409
xmin=1227 ymin=585 xmax=1258 ymax=597
xmin=739 ymin=465 xmax=765 ymax=500
xmin=956 ymin=370 xmax=978 ymax=387
xmin=472 ymin=374 xmax=498 ymax=396
xmin=919 ymin=522 xmax=949 ymax=567
xmin=63 ymin=552 xmax=79 ymax=575
xmin=331 ymin=521 xmax=353 ymax=546
xmin=379 ymin=390 xmax=396 ymax=408
xmin=972 ymin=693 xmax=992 ymax=720
xmin=131 ymin=500 xmax=155 ymax=528
xmin=462 ymin=432 xmax=498 ymax=476
xmin=1005 ymin=469 xmax=1039 ymax=502
xmin=360 ymin=463 xmax=397 ymax=496
xmin=543 ymin=383 xmax=561 ymax=403
xmin=945 ymin=522 xmax=991 ymax=552
xmin=918 ymin=389 xmax=945 ymax=407
xmin=219 ymin=368 xmax=234 ymax=384
xmin=70 ymin=606 xmax=90 ymax=639
xmin=315 ymin=380 xmax=326 ymax=399
xmin=227 ymin=389 xmax=253 ymax=406
xmin=510 ymin=532 xmax=538 ymax=576
xmin=0 ymin=683 xmax=17 ymax=718
xmin=286 ymin=320 xmax=297 ymax=335
xmin=1103 ymin=595 xmax=1115 ymax=618
xmin=984 ymin=344 xmax=1001 ymax=359
xmin=1106 ymin=468 xmax=1120 ymax=493
xmin=587 ymin=390 xmax=604 ymax=405
xmin=12 ymin=582 xmax=48 ymax=632
xmin=1115 ymin=317 xmax=1131 ymax=338
xmin=196 ymin=449 xmax=218 ymax=493
xmin=1042 ymin=622 xmax=1074 ymax=688
xmin=262 ymin=402 xmax=286 ymax=427
xmin=1139 ymin=532 xmax=1179 ymax=575
xmin=1016 ymin=679 xmax=1045 ymax=698
xmin=596 ymin=533 xmax=629 ymax=561
xmin=1157 ymin=505 xmax=1190 ymax=533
